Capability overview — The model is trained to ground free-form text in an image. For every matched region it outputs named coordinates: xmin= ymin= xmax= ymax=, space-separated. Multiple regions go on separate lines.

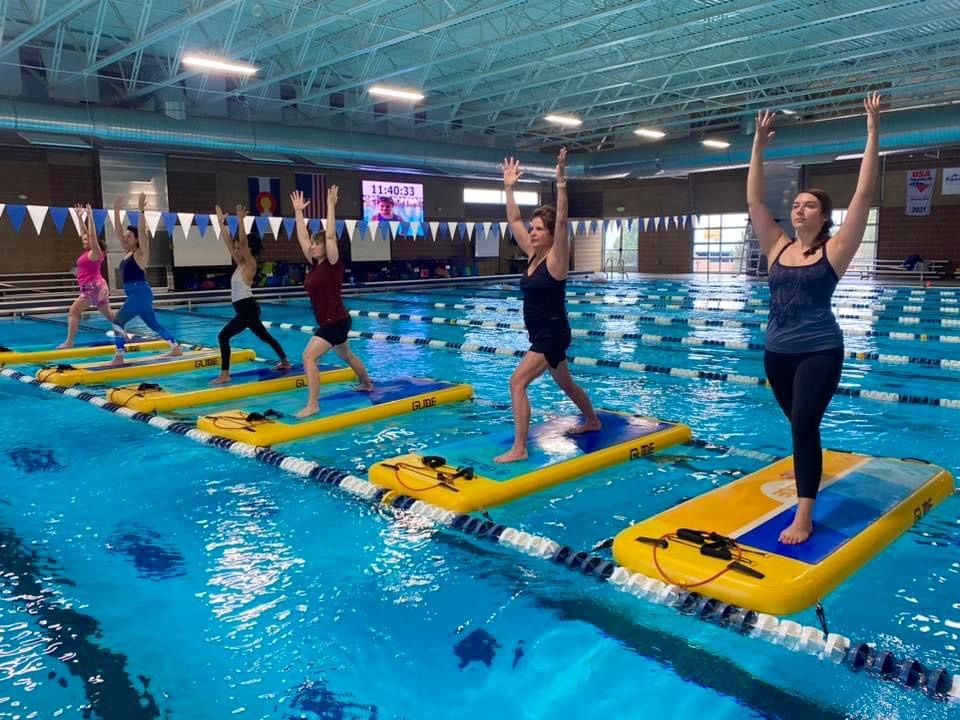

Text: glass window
xmin=693 ymin=213 xmax=748 ymax=273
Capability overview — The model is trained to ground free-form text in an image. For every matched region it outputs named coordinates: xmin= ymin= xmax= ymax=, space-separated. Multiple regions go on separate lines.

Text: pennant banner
xmin=255 ymin=215 xmax=271 ymax=236
xmin=195 ymin=214 xmax=210 ymax=236
xmin=344 ymin=219 xmax=357 ymax=239
xmin=388 ymin=220 xmax=400 ymax=238
xmin=49 ymin=206 xmax=69 ymax=234
xmin=161 ymin=212 xmax=178 ymax=233
xmin=429 ymin=221 xmax=441 ymax=241
xmin=92 ymin=208 xmax=108 ymax=236
xmin=307 ymin=218 xmax=321 ymax=235
xmin=282 ymin=217 xmax=295 ymax=239
xmin=177 ymin=212 xmax=194 ymax=232
xmin=226 ymin=215 xmax=238 ymax=237
xmin=242 ymin=216 xmax=255 ymax=234
xmin=126 ymin=210 xmax=140 ymax=229
xmin=335 ymin=219 xmax=344 ymax=237
xmin=145 ymin=211 xmax=162 ymax=236
xmin=268 ymin=216 xmax=283 ymax=239
xmin=27 ymin=205 xmax=47 ymax=235
xmin=69 ymin=207 xmax=84 ymax=235
xmin=6 ymin=204 xmax=26 ymax=233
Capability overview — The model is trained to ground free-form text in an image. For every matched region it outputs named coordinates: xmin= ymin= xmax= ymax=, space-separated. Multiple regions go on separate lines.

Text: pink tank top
xmin=76 ymin=251 xmax=105 ymax=286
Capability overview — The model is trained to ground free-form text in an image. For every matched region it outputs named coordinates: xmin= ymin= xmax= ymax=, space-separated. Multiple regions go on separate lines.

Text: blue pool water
xmin=2 ymin=277 xmax=960 ymax=719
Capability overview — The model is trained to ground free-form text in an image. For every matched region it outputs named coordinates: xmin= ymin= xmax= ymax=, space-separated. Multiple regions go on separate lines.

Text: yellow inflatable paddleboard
xmin=35 ymin=348 xmax=255 ymax=387
xmin=197 ymin=376 xmax=473 ymax=446
xmin=107 ymin=363 xmax=356 ymax=412
xmin=0 ymin=338 xmax=168 ymax=366
xmin=369 ymin=410 xmax=692 ymax=512
xmin=612 ymin=450 xmax=954 ymax=615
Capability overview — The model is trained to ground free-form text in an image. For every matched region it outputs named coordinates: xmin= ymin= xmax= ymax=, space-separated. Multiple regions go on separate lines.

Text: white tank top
xmin=231 ymin=266 xmax=254 ymax=302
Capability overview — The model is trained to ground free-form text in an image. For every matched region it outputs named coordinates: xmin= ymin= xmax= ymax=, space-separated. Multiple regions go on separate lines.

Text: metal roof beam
xmin=0 ymin=0 xmax=97 ymax=60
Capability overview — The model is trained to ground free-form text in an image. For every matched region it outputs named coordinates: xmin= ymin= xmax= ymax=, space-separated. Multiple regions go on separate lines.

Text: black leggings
xmin=218 ymin=297 xmax=287 ymax=371
xmin=763 ymin=346 xmax=844 ymax=499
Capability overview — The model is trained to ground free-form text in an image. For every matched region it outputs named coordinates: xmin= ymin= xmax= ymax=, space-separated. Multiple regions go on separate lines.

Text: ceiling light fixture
xmin=780 ymin=108 xmax=798 ymax=116
xmin=544 ymin=114 xmax=583 ymax=127
xmin=181 ymin=54 xmax=258 ymax=75
xmin=634 ymin=128 xmax=666 ymax=139
xmin=701 ymin=138 xmax=731 ymax=149
xmin=369 ymin=85 xmax=425 ymax=101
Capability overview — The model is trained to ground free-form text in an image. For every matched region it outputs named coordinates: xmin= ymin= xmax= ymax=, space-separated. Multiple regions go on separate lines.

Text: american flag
xmin=294 ymin=173 xmax=327 ymax=216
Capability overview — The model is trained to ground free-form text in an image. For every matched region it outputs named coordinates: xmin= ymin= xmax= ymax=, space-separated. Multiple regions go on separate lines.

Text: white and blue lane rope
xmin=229 ymin=315 xmax=960 ymax=410
xmin=1 ymin=364 xmax=954 ymax=701
xmin=413 ymin=300 xmax=960 ymax=346
xmin=345 ymin=309 xmax=960 ymax=373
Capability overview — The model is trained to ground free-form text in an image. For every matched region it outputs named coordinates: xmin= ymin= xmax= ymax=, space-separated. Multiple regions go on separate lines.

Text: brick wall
xmin=0 ymin=148 xmax=98 ymax=275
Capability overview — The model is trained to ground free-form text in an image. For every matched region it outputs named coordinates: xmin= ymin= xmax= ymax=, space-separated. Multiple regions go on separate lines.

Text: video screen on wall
xmin=362 ymin=180 xmax=425 ymax=224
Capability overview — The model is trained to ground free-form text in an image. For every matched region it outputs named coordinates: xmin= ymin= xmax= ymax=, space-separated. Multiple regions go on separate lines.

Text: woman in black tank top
xmin=493 ymin=148 xmax=601 ymax=464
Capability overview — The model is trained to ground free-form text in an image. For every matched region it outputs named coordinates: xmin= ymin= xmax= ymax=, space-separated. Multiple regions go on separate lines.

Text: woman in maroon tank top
xmin=291 ymin=186 xmax=373 ymax=418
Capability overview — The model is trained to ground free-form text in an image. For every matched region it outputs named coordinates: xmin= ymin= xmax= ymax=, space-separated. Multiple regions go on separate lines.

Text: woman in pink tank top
xmin=58 ymin=204 xmax=114 ymax=348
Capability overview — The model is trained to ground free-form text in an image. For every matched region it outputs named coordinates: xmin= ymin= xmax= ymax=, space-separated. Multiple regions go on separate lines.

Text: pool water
xmin=1 ymin=277 xmax=959 ymax=719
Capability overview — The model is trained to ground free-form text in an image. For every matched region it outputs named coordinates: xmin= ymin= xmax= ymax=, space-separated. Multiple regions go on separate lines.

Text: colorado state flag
xmin=247 ymin=176 xmax=280 ymax=216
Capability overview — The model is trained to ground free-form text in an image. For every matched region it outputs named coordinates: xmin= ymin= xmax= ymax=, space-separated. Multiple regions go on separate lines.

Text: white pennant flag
xmin=409 ymin=221 xmax=421 ymax=238
xmin=27 ymin=205 xmax=48 ymax=235
xmin=499 ymin=222 xmax=508 ymax=237
xmin=268 ymin=216 xmax=283 ymax=239
xmin=178 ymin=213 xmax=195 ymax=232
xmin=344 ymin=219 xmax=358 ymax=240
xmin=243 ymin=216 xmax=255 ymax=234
xmin=465 ymin=221 xmax=475 ymax=239
xmin=388 ymin=220 xmax=400 ymax=238
xmin=0 ymin=204 xmax=5 ymax=224
xmin=145 ymin=211 xmax=162 ymax=236
xmin=429 ymin=221 xmax=441 ymax=241
xmin=208 ymin=214 xmax=220 ymax=235
xmin=672 ymin=215 xmax=680 ymax=229
xmin=69 ymin=206 xmax=84 ymax=235
xmin=445 ymin=222 xmax=455 ymax=240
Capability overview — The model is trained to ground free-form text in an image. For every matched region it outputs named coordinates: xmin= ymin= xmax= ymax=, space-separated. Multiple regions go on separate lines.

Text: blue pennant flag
xmin=161 ymin=212 xmax=178 ymax=233
xmin=126 ymin=210 xmax=140 ymax=229
xmin=647 ymin=217 xmax=657 ymax=232
xmin=5 ymin=204 xmax=26 ymax=232
xmin=590 ymin=219 xmax=598 ymax=233
xmin=195 ymin=214 xmax=209 ymax=236
xmin=226 ymin=214 xmax=238 ymax=237
xmin=399 ymin=222 xmax=409 ymax=237
xmin=49 ymin=206 xmax=69 ymax=234
xmin=657 ymin=216 xmax=665 ymax=231
xmin=255 ymin=215 xmax=271 ymax=236
xmin=92 ymin=209 xmax=108 ymax=235
xmin=282 ymin=217 xmax=295 ymax=239
xmin=307 ymin=218 xmax=321 ymax=235
xmin=335 ymin=220 xmax=345 ymax=236
xmin=456 ymin=221 xmax=467 ymax=239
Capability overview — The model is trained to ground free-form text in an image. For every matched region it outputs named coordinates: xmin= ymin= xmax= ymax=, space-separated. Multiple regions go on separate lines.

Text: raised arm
xmin=215 ymin=204 xmax=235 ymax=257
xmin=234 ymin=204 xmax=256 ymax=269
xmin=112 ymin=194 xmax=124 ymax=244
xmin=84 ymin=204 xmax=100 ymax=261
xmin=290 ymin=190 xmax=313 ymax=263
xmin=747 ymin=111 xmax=788 ymax=258
xmin=135 ymin=192 xmax=149 ymax=266
xmin=547 ymin=148 xmax=570 ymax=280
xmin=830 ymin=92 xmax=882 ymax=276
xmin=502 ymin=157 xmax=532 ymax=255
xmin=325 ymin=185 xmax=340 ymax=266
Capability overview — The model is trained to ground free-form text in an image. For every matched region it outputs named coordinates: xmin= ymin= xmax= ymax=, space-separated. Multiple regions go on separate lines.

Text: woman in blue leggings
xmin=110 ymin=192 xmax=180 ymax=365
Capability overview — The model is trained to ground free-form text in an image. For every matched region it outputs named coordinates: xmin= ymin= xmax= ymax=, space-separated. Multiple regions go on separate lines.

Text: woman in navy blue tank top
xmin=494 ymin=148 xmax=601 ymax=464
xmin=747 ymin=92 xmax=882 ymax=544
xmin=109 ymin=192 xmax=180 ymax=365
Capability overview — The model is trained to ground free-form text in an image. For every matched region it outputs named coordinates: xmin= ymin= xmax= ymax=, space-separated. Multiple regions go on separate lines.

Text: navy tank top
xmin=119 ymin=254 xmax=147 ymax=285
xmin=520 ymin=258 xmax=568 ymax=337
xmin=765 ymin=241 xmax=843 ymax=353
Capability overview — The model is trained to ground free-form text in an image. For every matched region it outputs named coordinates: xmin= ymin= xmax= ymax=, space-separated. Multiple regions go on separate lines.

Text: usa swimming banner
xmin=247 ymin=177 xmax=281 ymax=216
xmin=906 ymin=169 xmax=936 ymax=216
